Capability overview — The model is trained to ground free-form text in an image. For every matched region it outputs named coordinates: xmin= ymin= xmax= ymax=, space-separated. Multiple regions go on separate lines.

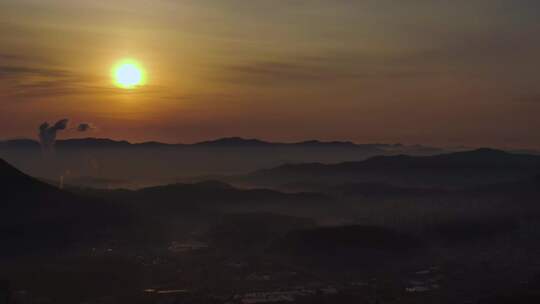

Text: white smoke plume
xmin=38 ymin=118 xmax=69 ymax=153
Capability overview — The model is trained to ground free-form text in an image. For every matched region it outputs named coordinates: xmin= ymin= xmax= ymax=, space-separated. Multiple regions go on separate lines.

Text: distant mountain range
xmin=3 ymin=149 xmax=540 ymax=260
xmin=0 ymin=137 xmax=459 ymax=184
xmin=240 ymin=148 xmax=540 ymax=188
xmin=0 ymin=136 xmax=424 ymax=150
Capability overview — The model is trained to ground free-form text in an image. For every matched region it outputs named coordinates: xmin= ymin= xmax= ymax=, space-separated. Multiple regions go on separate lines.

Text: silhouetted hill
xmin=278 ymin=180 xmax=450 ymax=197
xmin=0 ymin=138 xmax=176 ymax=149
xmin=363 ymin=148 xmax=538 ymax=169
xmin=0 ymin=136 xmax=425 ymax=150
xmin=329 ymin=182 xmax=448 ymax=197
xmin=247 ymin=149 xmax=540 ymax=188
xmin=165 ymin=136 xmax=398 ymax=149
xmin=269 ymin=148 xmax=537 ymax=172
xmin=195 ymin=137 xmax=272 ymax=147
xmin=1 ymin=158 xmax=66 ymax=201
xmin=99 ymin=181 xmax=329 ymax=214
xmin=56 ymin=138 xmax=132 ymax=148
xmin=292 ymin=140 xmax=357 ymax=148
xmin=0 ymin=159 xmax=128 ymax=255
xmin=73 ymin=181 xmax=331 ymax=243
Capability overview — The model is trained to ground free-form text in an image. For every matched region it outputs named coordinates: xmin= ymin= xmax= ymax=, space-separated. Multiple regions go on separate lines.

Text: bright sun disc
xmin=112 ymin=59 xmax=145 ymax=89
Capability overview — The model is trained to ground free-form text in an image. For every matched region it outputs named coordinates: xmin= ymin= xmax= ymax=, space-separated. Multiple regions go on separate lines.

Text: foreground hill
xmin=244 ymin=148 xmax=540 ymax=188
xmin=1 ymin=158 xmax=92 ymax=220
xmin=1 ymin=158 xmax=330 ymax=255
xmin=0 ymin=159 xmax=127 ymax=255
xmin=80 ymin=180 xmax=329 ymax=217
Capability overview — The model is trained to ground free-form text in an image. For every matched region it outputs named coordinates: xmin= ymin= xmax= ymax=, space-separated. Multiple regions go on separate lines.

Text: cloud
xmin=0 ymin=65 xmax=70 ymax=78
xmin=0 ymin=54 xmax=165 ymax=102
xmin=219 ymin=59 xmax=372 ymax=86
xmin=0 ymin=53 xmax=126 ymax=101
xmin=0 ymin=54 xmax=26 ymax=62
xmin=218 ymin=53 xmax=439 ymax=86
xmin=0 ymin=62 xmax=121 ymax=101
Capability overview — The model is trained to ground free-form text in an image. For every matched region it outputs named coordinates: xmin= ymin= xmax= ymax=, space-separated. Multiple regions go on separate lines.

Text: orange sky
xmin=1 ymin=0 xmax=540 ymax=148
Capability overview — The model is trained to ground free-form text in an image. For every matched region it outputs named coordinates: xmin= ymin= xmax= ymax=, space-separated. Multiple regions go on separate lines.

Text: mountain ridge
xmin=0 ymin=136 xmax=435 ymax=150
xmin=258 ymin=148 xmax=540 ymax=172
xmin=244 ymin=148 xmax=540 ymax=188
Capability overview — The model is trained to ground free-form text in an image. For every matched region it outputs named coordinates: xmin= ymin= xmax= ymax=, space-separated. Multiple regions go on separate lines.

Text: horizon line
xmin=0 ymin=135 xmax=521 ymax=151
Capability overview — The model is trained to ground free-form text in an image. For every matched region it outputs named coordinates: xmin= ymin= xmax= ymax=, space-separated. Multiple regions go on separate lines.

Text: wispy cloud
xmin=218 ymin=53 xmax=441 ymax=86
xmin=0 ymin=54 xmax=154 ymax=101
xmin=222 ymin=60 xmax=366 ymax=84
xmin=0 ymin=65 xmax=71 ymax=78
xmin=0 ymin=65 xmax=115 ymax=101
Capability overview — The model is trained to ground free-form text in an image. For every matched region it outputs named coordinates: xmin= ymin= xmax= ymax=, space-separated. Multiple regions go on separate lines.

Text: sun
xmin=112 ymin=59 xmax=146 ymax=89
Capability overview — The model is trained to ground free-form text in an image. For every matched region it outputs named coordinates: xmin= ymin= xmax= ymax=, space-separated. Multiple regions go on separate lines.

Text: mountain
xmin=0 ymin=159 xmax=127 ymax=255
xmin=0 ymin=138 xmax=177 ymax=149
xmin=291 ymin=140 xmax=357 ymax=148
xmin=245 ymin=148 xmax=540 ymax=188
xmin=328 ymin=182 xmax=448 ymax=197
xmin=0 ymin=136 xmax=433 ymax=150
xmin=85 ymin=180 xmax=329 ymax=215
xmin=265 ymin=148 xmax=538 ymax=172
xmin=195 ymin=137 xmax=374 ymax=148
xmin=0 ymin=137 xmax=430 ymax=185
xmin=276 ymin=180 xmax=449 ymax=198
xmin=56 ymin=138 xmax=132 ymax=148
xmin=194 ymin=137 xmax=273 ymax=147
xmin=72 ymin=180 xmax=331 ymax=244
xmin=1 ymin=158 xmax=70 ymax=202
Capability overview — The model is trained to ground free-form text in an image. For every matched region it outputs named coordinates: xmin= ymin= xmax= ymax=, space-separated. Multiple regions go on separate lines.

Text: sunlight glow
xmin=112 ymin=59 xmax=146 ymax=89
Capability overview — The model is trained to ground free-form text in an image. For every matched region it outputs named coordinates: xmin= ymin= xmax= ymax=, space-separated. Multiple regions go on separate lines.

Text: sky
xmin=1 ymin=0 xmax=539 ymax=148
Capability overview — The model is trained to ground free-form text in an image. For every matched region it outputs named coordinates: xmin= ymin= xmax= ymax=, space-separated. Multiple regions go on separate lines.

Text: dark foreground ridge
xmin=0 ymin=158 xmax=127 ymax=256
